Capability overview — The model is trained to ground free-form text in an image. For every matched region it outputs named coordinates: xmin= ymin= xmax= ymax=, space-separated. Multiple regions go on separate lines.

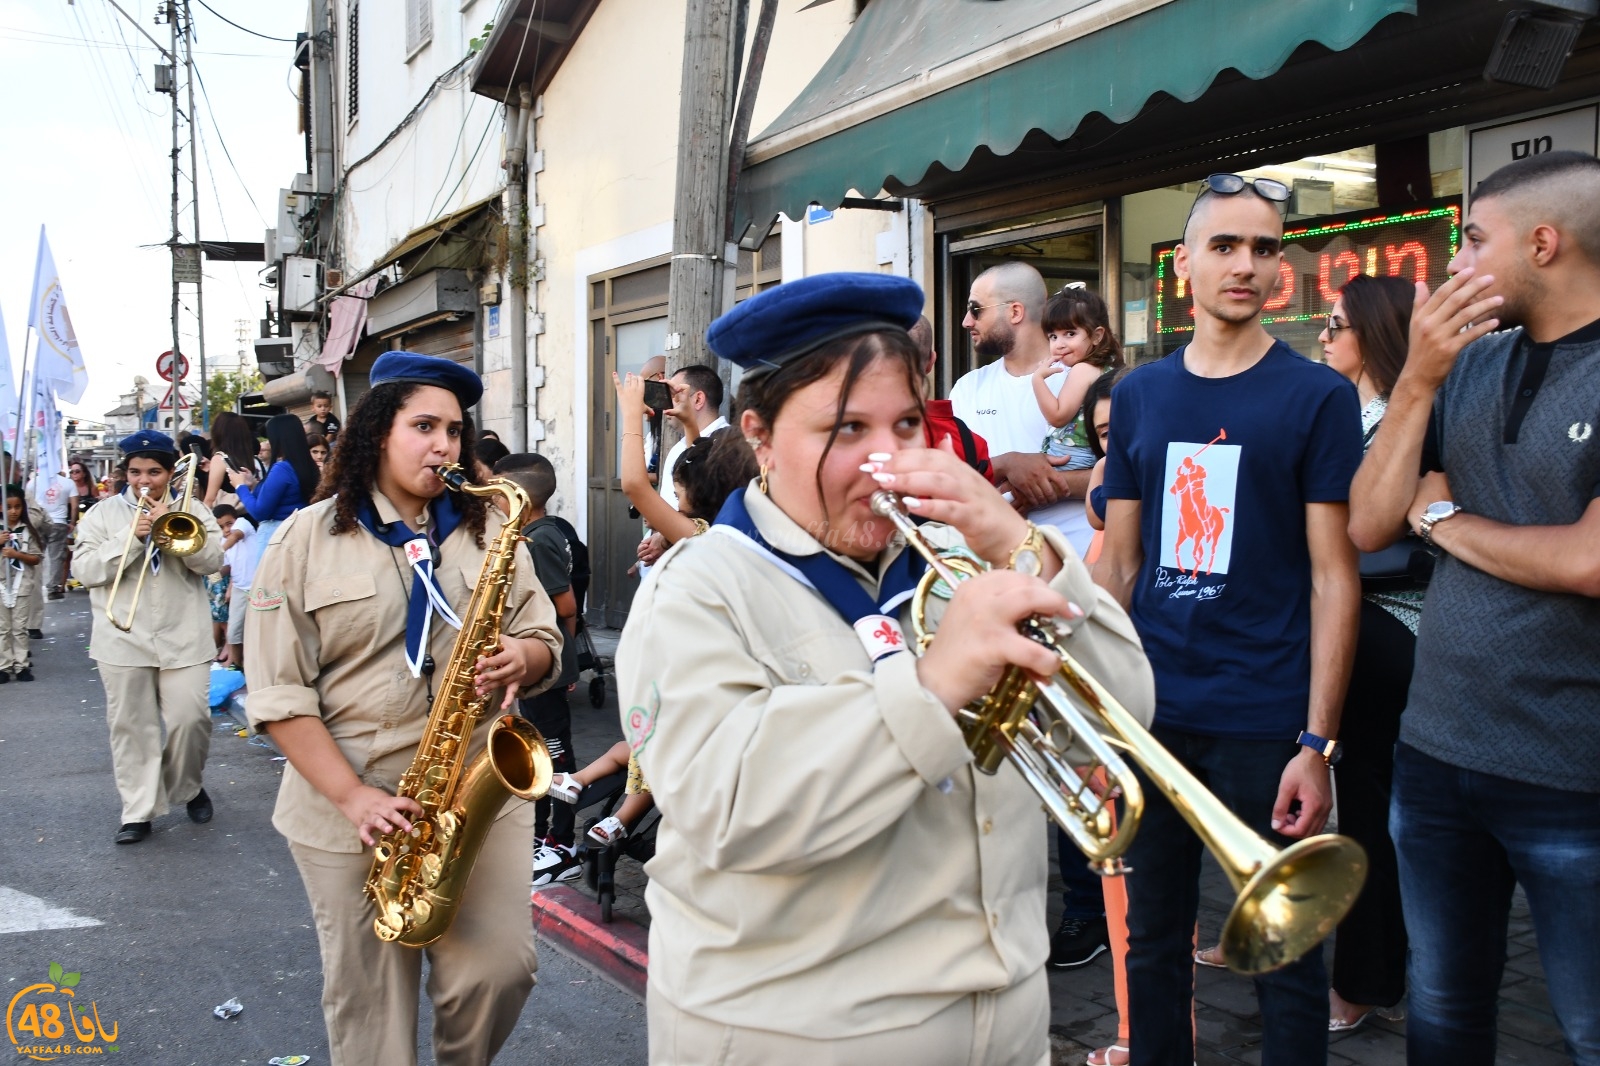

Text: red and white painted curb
xmin=530 ymin=885 xmax=648 ymax=999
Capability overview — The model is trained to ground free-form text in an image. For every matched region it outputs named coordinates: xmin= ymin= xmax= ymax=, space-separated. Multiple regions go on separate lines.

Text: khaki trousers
xmin=0 ymin=596 xmax=30 ymax=672
xmin=288 ymin=799 xmax=539 ymax=1066
xmin=26 ymin=573 xmax=43 ymax=629
xmin=647 ymin=966 xmax=1051 ymax=1066
xmin=98 ymin=662 xmax=211 ymax=823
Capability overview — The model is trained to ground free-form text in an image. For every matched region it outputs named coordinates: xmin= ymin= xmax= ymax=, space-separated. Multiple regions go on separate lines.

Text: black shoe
xmin=1049 ymin=915 xmax=1110 ymax=969
xmin=115 ymin=822 xmax=152 ymax=844
xmin=27 ymin=629 xmax=42 ymax=640
xmin=0 ymin=671 xmax=9 ymax=684
xmin=15 ymin=668 xmax=33 ymax=682
xmin=186 ymin=789 xmax=213 ymax=824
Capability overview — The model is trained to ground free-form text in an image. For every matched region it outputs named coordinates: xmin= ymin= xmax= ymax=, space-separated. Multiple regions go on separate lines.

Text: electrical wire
xmin=191 ymin=58 xmax=269 ymax=227
xmin=190 ymin=0 xmax=297 ymax=43
xmin=0 ymin=25 xmax=276 ymax=57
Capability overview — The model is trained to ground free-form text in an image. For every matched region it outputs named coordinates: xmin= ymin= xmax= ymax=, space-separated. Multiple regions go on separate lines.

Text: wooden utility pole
xmin=663 ymin=0 xmax=740 ymax=390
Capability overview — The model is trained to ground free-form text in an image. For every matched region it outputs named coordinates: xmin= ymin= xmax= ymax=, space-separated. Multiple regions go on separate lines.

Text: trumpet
xmin=871 ymin=491 xmax=1368 ymax=974
xmin=105 ymin=454 xmax=207 ymax=632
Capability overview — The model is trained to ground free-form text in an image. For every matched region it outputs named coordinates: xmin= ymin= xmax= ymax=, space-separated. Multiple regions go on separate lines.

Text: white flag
xmin=0 ymin=302 xmax=17 ymax=453
xmin=28 ymin=227 xmax=89 ymax=404
xmin=30 ymin=369 xmax=64 ymax=479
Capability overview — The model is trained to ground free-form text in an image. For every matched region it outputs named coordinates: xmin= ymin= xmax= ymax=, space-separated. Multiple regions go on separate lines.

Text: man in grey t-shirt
xmin=1351 ymin=151 xmax=1600 ymax=1065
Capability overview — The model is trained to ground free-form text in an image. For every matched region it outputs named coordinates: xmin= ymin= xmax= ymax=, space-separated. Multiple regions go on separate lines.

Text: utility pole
xmin=167 ymin=1 xmax=181 ymax=433
xmin=663 ymin=0 xmax=740 ymax=397
xmin=182 ymin=0 xmax=209 ymax=430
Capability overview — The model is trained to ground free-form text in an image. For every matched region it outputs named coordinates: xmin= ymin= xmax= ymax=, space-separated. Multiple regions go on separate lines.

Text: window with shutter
xmin=405 ymin=0 xmax=432 ymax=56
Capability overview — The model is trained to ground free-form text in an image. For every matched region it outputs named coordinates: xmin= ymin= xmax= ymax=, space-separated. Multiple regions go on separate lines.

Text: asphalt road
xmin=0 ymin=593 xmax=648 ymax=1065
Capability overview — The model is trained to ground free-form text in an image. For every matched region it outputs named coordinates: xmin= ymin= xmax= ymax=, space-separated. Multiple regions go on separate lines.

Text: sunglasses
xmin=966 ymin=300 xmax=1014 ymax=319
xmin=1197 ymin=173 xmax=1291 ymax=203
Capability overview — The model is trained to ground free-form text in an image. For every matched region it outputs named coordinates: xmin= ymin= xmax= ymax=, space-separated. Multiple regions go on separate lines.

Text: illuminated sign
xmin=1152 ymin=200 xmax=1460 ymax=357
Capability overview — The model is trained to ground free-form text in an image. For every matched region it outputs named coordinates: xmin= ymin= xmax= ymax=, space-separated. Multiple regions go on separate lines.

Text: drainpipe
xmin=505 ymin=83 xmax=533 ymax=449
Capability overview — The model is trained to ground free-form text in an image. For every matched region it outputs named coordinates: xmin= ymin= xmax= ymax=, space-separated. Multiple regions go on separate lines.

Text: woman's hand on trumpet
xmin=862 ymin=437 xmax=1061 ymax=576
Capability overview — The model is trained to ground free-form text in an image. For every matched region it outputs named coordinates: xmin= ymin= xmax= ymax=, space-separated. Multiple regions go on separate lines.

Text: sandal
xmin=588 ymin=815 xmax=628 ymax=845
xmin=1086 ymin=1045 xmax=1129 ymax=1066
xmin=1194 ymin=944 xmax=1226 ymax=969
xmin=1328 ymin=1008 xmax=1373 ymax=1033
xmin=547 ymin=773 xmax=583 ymax=805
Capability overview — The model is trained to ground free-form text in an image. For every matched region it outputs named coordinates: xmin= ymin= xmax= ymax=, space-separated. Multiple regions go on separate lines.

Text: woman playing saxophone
xmin=244 ymin=352 xmax=562 ymax=1066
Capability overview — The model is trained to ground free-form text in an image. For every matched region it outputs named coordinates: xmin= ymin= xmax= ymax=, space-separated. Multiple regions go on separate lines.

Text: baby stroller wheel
xmin=599 ymin=888 xmax=614 ymax=923
xmin=588 ymin=674 xmax=607 ymax=708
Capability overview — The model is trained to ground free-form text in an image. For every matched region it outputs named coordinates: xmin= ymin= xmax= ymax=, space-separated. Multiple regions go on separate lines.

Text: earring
xmin=745 ymin=437 xmax=762 ymax=448
xmin=758 ymin=463 xmax=770 ymax=495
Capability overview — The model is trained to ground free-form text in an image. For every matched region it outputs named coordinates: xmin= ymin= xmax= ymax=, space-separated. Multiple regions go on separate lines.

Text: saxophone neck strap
xmin=711 ymin=488 xmax=924 ymax=662
xmin=357 ymin=492 xmax=467 ymax=678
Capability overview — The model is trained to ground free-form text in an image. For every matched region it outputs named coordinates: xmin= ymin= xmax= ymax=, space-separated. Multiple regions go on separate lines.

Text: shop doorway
xmin=945 ymin=214 xmax=1104 ymax=386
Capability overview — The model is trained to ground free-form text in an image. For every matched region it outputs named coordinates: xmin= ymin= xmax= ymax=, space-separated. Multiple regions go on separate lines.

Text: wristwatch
xmin=1007 ymin=523 xmax=1046 ymax=577
xmin=1417 ymin=500 xmax=1462 ymax=547
xmin=1296 ymin=731 xmax=1342 ymax=766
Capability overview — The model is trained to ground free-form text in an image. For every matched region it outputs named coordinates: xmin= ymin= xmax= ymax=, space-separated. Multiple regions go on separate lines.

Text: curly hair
xmin=314 ymin=381 xmax=487 ymax=544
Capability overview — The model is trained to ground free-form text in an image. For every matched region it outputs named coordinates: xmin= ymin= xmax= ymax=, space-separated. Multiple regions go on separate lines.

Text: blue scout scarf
xmin=355 ymin=492 xmax=466 ymax=677
xmin=712 ymin=487 xmax=926 ymax=662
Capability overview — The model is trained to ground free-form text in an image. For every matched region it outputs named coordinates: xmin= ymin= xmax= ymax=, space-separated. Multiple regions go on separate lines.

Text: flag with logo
xmin=28 ymin=226 xmax=89 ymax=404
xmin=30 ymin=368 xmax=64 ymax=478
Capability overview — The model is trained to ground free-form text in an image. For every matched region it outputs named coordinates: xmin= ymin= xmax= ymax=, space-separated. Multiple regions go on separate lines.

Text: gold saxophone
xmin=366 ymin=464 xmax=554 ymax=947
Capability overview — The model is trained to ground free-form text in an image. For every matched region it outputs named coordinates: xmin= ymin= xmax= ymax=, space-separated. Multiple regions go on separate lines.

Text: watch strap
xmin=1296 ymin=730 xmax=1339 ymax=765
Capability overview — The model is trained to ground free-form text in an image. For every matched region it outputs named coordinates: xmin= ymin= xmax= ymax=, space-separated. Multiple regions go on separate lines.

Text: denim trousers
xmin=1391 ymin=742 xmax=1600 ymax=1066
xmin=1125 ymin=726 xmax=1327 ymax=1066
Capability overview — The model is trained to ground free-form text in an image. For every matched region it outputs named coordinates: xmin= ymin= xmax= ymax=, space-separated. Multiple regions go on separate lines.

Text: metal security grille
xmin=346 ymin=1 xmax=359 ymax=122
xmin=405 ymin=0 xmax=432 ymax=56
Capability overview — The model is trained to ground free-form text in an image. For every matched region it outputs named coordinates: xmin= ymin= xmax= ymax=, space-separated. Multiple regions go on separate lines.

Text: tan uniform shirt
xmin=244 ymin=493 xmax=563 ymax=853
xmin=74 ymin=490 xmax=225 ymax=668
xmin=617 ymin=486 xmax=1154 ymax=1039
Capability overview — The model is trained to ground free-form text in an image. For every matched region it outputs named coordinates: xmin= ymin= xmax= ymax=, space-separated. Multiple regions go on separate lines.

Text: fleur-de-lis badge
xmin=1571 ymin=422 xmax=1594 ymax=443
xmin=873 ymin=620 xmax=902 ymax=647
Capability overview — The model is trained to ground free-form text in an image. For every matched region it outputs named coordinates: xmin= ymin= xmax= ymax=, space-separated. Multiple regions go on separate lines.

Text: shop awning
xmin=736 ymin=0 xmax=1416 ymax=231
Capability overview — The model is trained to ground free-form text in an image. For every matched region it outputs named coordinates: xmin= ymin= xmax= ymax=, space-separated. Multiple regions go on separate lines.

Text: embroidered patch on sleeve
xmin=625 ymin=683 xmax=661 ymax=755
xmin=249 ymin=588 xmax=285 ymax=611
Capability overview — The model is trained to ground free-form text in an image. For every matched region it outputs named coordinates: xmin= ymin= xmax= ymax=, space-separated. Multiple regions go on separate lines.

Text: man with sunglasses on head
xmin=1093 ymin=173 xmax=1363 ymax=1065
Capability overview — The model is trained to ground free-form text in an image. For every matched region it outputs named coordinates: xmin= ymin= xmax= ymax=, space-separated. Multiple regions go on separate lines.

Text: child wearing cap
xmin=1 ymin=485 xmax=43 ymax=682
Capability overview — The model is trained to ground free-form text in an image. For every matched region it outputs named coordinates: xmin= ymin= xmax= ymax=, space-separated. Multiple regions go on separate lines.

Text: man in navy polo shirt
xmin=1095 ymin=174 xmax=1363 ymax=1065
xmin=1351 ymin=151 xmax=1600 ymax=1066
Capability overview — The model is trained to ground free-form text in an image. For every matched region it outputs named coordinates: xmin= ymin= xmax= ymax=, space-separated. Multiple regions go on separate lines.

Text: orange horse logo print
xmin=1169 ymin=430 xmax=1230 ymax=576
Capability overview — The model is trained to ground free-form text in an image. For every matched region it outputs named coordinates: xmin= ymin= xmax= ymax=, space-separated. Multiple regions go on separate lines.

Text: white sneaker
xmin=531 ymin=842 xmax=582 ymax=887
xmin=588 ymin=816 xmax=627 ymax=846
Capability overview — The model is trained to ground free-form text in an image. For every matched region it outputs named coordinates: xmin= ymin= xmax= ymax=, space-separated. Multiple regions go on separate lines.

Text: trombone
xmin=105 ymin=454 xmax=207 ymax=632
xmin=872 ymin=491 xmax=1368 ymax=975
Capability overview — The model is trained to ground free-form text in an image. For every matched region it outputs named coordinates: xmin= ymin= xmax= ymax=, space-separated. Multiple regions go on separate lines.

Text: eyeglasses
xmin=1197 ymin=173 xmax=1291 ymax=203
xmin=966 ymin=300 xmax=1013 ymax=319
xmin=1324 ymin=316 xmax=1351 ymax=338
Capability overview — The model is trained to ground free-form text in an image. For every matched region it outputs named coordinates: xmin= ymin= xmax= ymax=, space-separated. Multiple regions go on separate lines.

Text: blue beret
xmin=119 ymin=429 xmax=177 ymax=458
xmin=369 ymin=351 xmax=484 ymax=408
xmin=706 ymin=272 xmax=923 ymax=375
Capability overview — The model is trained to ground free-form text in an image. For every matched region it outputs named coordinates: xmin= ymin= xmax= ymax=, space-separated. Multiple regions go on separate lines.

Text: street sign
xmin=156 ymin=384 xmax=191 ymax=411
xmin=173 ymin=243 xmax=202 ymax=284
xmin=157 ymin=350 xmax=190 ymax=382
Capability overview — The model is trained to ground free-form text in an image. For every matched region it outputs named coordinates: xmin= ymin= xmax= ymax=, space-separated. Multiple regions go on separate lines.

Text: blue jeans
xmin=1058 ymin=826 xmax=1107 ymax=920
xmin=1125 ymin=727 xmax=1327 ymax=1066
xmin=1391 ymin=742 xmax=1600 ymax=1066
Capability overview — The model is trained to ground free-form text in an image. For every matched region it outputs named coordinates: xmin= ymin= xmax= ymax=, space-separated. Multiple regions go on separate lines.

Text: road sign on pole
xmin=156 ymin=384 xmax=191 ymax=411
xmin=157 ymin=350 xmax=190 ymax=382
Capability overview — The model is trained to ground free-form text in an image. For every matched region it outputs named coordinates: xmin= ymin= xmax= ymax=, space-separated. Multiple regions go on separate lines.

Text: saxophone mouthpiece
xmin=432 ymin=463 xmax=467 ymax=491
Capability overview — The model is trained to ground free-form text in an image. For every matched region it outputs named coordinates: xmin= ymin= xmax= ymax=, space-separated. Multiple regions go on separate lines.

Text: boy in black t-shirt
xmin=494 ymin=452 xmax=583 ymax=886
xmin=305 ymin=391 xmax=341 ymax=444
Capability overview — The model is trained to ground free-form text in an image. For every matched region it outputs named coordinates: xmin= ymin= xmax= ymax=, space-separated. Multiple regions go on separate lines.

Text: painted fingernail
xmin=859 ymin=461 xmax=882 ymax=473
xmin=868 ymin=452 xmax=892 ymax=462
xmin=872 ymin=472 xmax=895 ymax=485
xmin=901 ymin=495 xmax=922 ymax=507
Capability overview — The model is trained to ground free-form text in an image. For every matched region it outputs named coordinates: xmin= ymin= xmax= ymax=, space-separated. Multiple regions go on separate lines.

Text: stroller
xmin=567 ymin=770 xmax=661 ymax=923
xmin=542 ymin=515 xmax=613 ymax=709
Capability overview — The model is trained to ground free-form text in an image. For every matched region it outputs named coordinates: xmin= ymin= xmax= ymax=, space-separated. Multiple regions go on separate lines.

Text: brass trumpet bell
xmin=150 ymin=510 xmax=204 ymax=556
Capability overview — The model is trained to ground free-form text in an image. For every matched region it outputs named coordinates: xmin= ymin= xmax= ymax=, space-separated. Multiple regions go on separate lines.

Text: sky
xmin=0 ymin=0 xmax=307 ymax=427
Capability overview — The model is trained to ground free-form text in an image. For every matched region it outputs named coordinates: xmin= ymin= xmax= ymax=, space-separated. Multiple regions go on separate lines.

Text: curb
xmin=530 ymin=885 xmax=648 ymax=1000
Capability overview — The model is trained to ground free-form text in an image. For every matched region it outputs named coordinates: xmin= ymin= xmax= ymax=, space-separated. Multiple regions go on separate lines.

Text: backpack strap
xmin=954 ymin=417 xmax=990 ymax=479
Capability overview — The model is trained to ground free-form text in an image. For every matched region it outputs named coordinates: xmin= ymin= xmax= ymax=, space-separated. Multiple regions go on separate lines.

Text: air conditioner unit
xmin=282 ymin=256 xmax=320 ymax=313
xmin=254 ymin=336 xmax=294 ymax=370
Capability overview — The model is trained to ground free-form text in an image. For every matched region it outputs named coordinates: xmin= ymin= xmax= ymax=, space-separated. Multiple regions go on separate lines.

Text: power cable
xmin=190 ymin=0 xmax=297 ymax=43
xmin=191 ymin=58 xmax=269 ymax=226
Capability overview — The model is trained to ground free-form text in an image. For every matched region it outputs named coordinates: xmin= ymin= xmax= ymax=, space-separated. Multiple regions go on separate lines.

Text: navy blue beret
xmin=706 ymin=272 xmax=924 ymax=375
xmin=370 ymin=350 xmax=484 ymax=408
xmin=119 ymin=429 xmax=177 ymax=458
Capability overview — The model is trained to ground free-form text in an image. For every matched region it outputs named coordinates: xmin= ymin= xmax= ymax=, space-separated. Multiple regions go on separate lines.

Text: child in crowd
xmin=207 ymin=505 xmax=238 ymax=659
xmin=1083 ymin=367 xmax=1132 ymax=534
xmin=306 ymin=431 xmax=329 ymax=470
xmin=217 ymin=503 xmax=256 ymax=670
xmin=1033 ymin=288 xmax=1123 ymax=469
xmin=547 ymin=740 xmax=656 ymax=845
xmin=492 ymin=453 xmax=584 ymax=886
xmin=305 ymin=390 xmax=340 ymax=443
xmin=1 ymin=487 xmax=42 ymax=682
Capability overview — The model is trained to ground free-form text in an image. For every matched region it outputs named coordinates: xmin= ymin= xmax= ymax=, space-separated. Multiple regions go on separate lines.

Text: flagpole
xmin=10 ymin=328 xmax=35 ymax=482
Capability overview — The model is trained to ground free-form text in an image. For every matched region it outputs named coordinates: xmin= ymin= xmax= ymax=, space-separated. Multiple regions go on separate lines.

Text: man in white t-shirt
xmin=950 ymin=262 xmax=1094 ymax=557
xmin=658 ymin=363 xmax=729 ymax=511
